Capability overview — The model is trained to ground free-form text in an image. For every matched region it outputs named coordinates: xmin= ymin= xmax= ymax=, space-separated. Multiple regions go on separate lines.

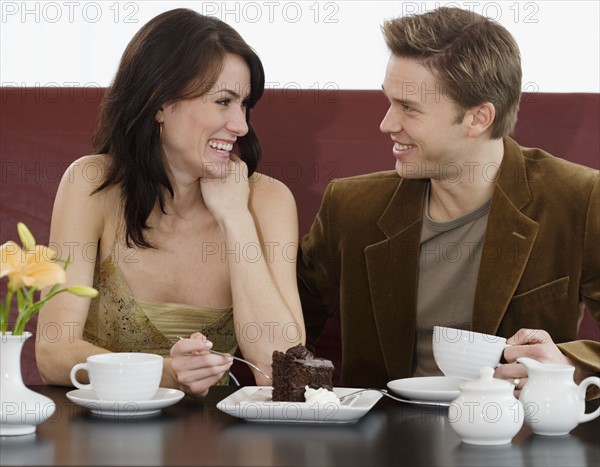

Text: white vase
xmin=0 ymin=332 xmax=56 ymax=436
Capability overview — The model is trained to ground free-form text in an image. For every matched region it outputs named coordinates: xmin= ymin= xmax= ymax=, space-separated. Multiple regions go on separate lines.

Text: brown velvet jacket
xmin=298 ymin=137 xmax=600 ymax=389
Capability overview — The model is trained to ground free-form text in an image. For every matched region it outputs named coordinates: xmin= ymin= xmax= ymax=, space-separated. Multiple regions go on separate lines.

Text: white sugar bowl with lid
xmin=448 ymin=367 xmax=524 ymax=445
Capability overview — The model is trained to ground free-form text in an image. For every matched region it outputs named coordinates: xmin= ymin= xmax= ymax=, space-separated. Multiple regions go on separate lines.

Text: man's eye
xmin=403 ymin=104 xmax=414 ymax=112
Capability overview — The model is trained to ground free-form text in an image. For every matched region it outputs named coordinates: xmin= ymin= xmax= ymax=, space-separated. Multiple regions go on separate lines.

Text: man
xmin=297 ymin=7 xmax=599 ymax=395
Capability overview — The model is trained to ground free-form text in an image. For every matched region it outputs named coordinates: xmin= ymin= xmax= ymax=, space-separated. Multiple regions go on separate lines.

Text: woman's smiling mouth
xmin=208 ymin=139 xmax=234 ymax=153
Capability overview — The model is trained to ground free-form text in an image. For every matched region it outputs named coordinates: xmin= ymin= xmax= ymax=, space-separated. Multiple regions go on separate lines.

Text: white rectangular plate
xmin=217 ymin=387 xmax=383 ymax=424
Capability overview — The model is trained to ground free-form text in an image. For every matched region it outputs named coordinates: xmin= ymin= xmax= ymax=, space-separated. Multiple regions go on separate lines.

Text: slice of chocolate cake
xmin=271 ymin=344 xmax=335 ymax=402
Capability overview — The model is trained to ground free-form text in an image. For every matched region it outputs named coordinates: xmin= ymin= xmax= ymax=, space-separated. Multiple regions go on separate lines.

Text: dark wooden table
xmin=1 ymin=385 xmax=598 ymax=466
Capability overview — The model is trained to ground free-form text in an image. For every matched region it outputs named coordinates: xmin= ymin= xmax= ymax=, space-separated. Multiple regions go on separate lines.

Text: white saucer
xmin=217 ymin=387 xmax=383 ymax=424
xmin=387 ymin=376 xmax=464 ymax=402
xmin=66 ymin=388 xmax=185 ymax=418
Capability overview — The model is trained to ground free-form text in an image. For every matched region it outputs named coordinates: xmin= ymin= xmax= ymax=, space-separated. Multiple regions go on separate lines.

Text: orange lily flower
xmin=0 ymin=241 xmax=66 ymax=292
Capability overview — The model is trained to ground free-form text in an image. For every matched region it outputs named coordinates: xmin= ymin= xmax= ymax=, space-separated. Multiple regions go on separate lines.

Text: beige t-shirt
xmin=413 ymin=184 xmax=491 ymax=377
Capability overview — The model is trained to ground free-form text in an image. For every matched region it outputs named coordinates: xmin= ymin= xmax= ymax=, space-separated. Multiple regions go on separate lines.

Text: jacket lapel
xmin=472 ymin=137 xmax=540 ymax=334
xmin=365 ymin=178 xmax=427 ymax=378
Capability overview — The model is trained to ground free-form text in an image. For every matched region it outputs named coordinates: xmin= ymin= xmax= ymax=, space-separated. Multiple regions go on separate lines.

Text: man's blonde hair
xmin=382 ymin=7 xmax=522 ymax=138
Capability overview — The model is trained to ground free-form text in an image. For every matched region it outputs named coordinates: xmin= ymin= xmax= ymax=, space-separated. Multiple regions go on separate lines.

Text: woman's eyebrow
xmin=211 ymin=88 xmax=251 ymax=101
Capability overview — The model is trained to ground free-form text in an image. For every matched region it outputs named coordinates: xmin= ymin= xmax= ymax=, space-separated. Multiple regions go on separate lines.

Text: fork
xmin=338 ymin=388 xmax=450 ymax=407
xmin=209 ymin=348 xmax=272 ymax=381
xmin=176 ymin=336 xmax=272 ymax=380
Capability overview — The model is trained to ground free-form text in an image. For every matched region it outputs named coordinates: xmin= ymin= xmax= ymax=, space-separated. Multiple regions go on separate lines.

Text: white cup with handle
xmin=70 ymin=353 xmax=163 ymax=401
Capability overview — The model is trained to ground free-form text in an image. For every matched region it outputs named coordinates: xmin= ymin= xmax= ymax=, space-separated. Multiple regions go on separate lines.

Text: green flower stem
xmin=11 ymin=288 xmax=33 ymax=335
xmin=11 ymin=286 xmax=68 ymax=336
xmin=16 ymin=288 xmax=24 ymax=316
xmin=1 ymin=290 xmax=14 ymax=334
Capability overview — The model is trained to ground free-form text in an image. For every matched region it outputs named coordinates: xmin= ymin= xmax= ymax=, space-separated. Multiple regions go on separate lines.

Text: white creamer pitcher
xmin=517 ymin=357 xmax=600 ymax=436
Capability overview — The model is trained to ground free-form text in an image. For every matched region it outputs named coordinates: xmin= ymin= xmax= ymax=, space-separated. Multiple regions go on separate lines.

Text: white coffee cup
xmin=70 ymin=353 xmax=163 ymax=401
xmin=432 ymin=326 xmax=508 ymax=380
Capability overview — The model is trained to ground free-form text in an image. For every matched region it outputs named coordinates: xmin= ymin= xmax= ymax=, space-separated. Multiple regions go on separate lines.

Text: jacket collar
xmin=494 ymin=136 xmax=533 ymax=211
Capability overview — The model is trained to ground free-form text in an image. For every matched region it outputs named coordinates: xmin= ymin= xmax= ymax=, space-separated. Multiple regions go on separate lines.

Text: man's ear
xmin=466 ymin=102 xmax=496 ymax=137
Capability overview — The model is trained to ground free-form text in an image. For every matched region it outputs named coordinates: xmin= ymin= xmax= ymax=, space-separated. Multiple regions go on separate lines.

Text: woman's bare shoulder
xmin=248 ymin=172 xmax=298 ymax=236
xmin=62 ymin=154 xmax=111 ymax=188
xmin=55 ymin=154 xmax=120 ymax=218
xmin=248 ymin=172 xmax=295 ymax=206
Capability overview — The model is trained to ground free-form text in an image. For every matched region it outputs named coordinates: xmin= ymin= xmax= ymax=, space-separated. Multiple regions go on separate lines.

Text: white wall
xmin=1 ymin=1 xmax=598 ymax=92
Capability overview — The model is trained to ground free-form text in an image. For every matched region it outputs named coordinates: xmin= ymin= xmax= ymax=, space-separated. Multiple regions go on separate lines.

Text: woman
xmin=36 ymin=9 xmax=304 ymax=397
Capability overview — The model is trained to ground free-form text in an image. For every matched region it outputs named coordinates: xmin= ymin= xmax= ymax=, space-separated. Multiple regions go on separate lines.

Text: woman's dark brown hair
xmin=93 ymin=8 xmax=265 ymax=248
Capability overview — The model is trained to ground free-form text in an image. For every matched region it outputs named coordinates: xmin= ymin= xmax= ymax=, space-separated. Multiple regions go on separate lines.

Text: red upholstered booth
xmin=1 ymin=88 xmax=599 ymax=385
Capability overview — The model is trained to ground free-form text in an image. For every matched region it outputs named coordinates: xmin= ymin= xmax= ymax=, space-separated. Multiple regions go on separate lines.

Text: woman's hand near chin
xmin=200 ymin=154 xmax=251 ymax=229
